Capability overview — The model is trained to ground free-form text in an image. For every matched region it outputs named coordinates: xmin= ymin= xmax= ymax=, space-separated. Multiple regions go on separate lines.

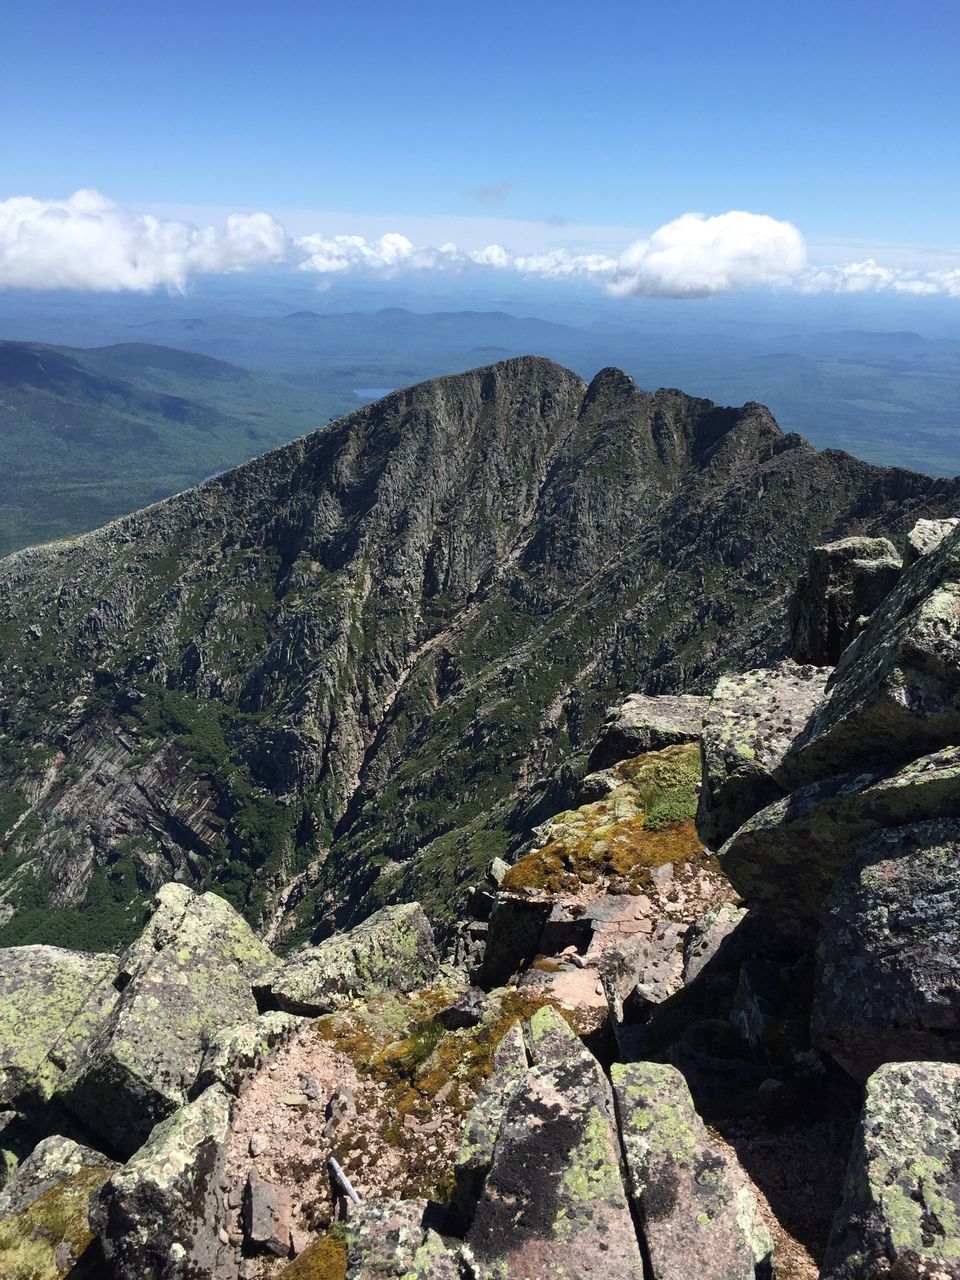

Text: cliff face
xmin=0 ymin=355 xmax=957 ymax=947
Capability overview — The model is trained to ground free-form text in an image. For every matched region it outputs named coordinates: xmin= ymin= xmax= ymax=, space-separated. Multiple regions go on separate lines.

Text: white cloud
xmin=799 ymin=258 xmax=960 ymax=297
xmin=609 ymin=211 xmax=807 ymax=298
xmin=0 ymin=189 xmax=288 ymax=292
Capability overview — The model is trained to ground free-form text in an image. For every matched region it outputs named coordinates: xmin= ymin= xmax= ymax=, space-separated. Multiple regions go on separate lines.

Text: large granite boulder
xmin=588 ymin=693 xmax=707 ymax=771
xmin=905 ymin=516 xmax=960 ymax=568
xmin=779 ymin=521 xmax=960 ymax=789
xmin=465 ymin=1005 xmax=644 ymax=1277
xmin=454 ymin=1021 xmax=528 ymax=1220
xmin=697 ymin=662 xmax=830 ymax=849
xmin=91 ymin=1084 xmax=234 ymax=1280
xmin=0 ymin=1134 xmax=117 ymax=1280
xmin=267 ymin=902 xmax=439 ymax=1015
xmin=788 ymin=535 xmax=902 ymax=667
xmin=611 ymin=1061 xmax=773 ymax=1280
xmin=59 ymin=883 xmax=274 ymax=1156
xmin=813 ymin=819 xmax=960 ymax=1080
xmin=720 ymin=746 xmax=960 ymax=936
xmin=822 ymin=1060 xmax=960 ymax=1279
xmin=0 ymin=945 xmax=117 ymax=1107
xmin=194 ymin=1010 xmax=304 ymax=1096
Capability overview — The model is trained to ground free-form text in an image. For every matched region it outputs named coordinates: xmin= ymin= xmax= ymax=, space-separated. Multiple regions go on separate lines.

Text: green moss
xmin=0 ymin=1165 xmax=112 ymax=1279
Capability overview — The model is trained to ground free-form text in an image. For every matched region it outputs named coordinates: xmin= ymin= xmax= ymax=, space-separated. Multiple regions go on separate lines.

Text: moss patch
xmin=0 ymin=1165 xmax=112 ymax=1280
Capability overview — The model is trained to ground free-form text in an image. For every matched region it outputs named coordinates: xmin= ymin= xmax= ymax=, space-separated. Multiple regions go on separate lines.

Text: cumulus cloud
xmin=0 ymin=189 xmax=288 ymax=292
xmin=609 ymin=211 xmax=807 ymax=298
xmin=799 ymin=258 xmax=960 ymax=297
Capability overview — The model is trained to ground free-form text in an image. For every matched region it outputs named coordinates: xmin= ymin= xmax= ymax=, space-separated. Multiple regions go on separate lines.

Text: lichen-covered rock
xmin=904 ymin=516 xmax=959 ymax=568
xmin=194 ymin=1010 xmax=304 ymax=1096
xmin=588 ymin=693 xmax=708 ymax=771
xmin=813 ymin=820 xmax=960 ymax=1080
xmin=0 ymin=945 xmax=117 ymax=1106
xmin=611 ymin=1060 xmax=773 ymax=1280
xmin=59 ymin=884 xmax=274 ymax=1156
xmin=466 ymin=1005 xmax=644 ymax=1278
xmin=0 ymin=1153 xmax=116 ymax=1280
xmin=788 ymin=535 xmax=902 ymax=666
xmin=338 ymin=1199 xmax=462 ymax=1279
xmin=720 ymin=746 xmax=960 ymax=936
xmin=91 ymin=1083 xmax=234 ymax=1280
xmin=697 ymin=662 xmax=830 ymax=849
xmin=0 ymin=1133 xmax=115 ymax=1216
xmin=682 ymin=903 xmax=748 ymax=985
xmin=822 ymin=1060 xmax=960 ymax=1280
xmin=268 ymin=903 xmax=439 ymax=1015
xmin=454 ymin=1020 xmax=528 ymax=1221
xmin=780 ymin=522 xmax=960 ymax=788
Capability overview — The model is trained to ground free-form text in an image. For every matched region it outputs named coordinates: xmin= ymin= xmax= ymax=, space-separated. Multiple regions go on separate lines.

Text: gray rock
xmin=478 ymin=893 xmax=552 ymax=989
xmin=788 ymin=535 xmax=902 ymax=666
xmin=454 ymin=1021 xmax=528 ymax=1222
xmin=466 ymin=1005 xmax=644 ymax=1277
xmin=822 ymin=1060 xmax=960 ymax=1279
xmin=904 ymin=516 xmax=960 ymax=567
xmin=243 ymin=1168 xmax=292 ymax=1257
xmin=779 ymin=521 xmax=960 ymax=788
xmin=340 ymin=1198 xmax=463 ymax=1278
xmin=720 ymin=745 xmax=960 ymax=936
xmin=267 ymin=902 xmax=439 ymax=1015
xmin=813 ymin=819 xmax=960 ymax=1080
xmin=728 ymin=960 xmax=789 ymax=1049
xmin=194 ymin=1010 xmax=304 ymax=1096
xmin=683 ymin=903 xmax=748 ymax=985
xmin=91 ymin=1083 xmax=235 ymax=1280
xmin=611 ymin=1060 xmax=774 ymax=1280
xmin=697 ymin=661 xmax=830 ymax=848
xmin=59 ymin=883 xmax=274 ymax=1156
xmin=0 ymin=945 xmax=118 ymax=1107
xmin=0 ymin=1133 xmax=115 ymax=1216
xmin=588 ymin=692 xmax=707 ymax=771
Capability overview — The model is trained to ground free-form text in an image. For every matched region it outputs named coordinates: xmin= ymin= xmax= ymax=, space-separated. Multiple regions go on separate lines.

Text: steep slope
xmin=0 ymin=340 xmax=347 ymax=554
xmin=0 ymin=355 xmax=956 ymax=951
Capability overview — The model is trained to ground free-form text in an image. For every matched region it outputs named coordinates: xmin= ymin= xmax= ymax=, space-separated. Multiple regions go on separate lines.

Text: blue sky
xmin=2 ymin=0 xmax=959 ymax=298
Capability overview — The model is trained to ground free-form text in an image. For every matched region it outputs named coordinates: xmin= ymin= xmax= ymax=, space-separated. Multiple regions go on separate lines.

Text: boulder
xmin=813 ymin=819 xmax=960 ymax=1080
xmin=822 ymin=1060 xmax=960 ymax=1279
xmin=611 ymin=1060 xmax=774 ymax=1280
xmin=682 ymin=903 xmax=748 ymax=985
xmin=588 ymin=692 xmax=707 ymax=771
xmin=59 ymin=884 xmax=274 ymax=1156
xmin=243 ymin=1167 xmax=292 ymax=1257
xmin=91 ymin=1083 xmax=234 ymax=1280
xmin=720 ymin=745 xmax=960 ymax=937
xmin=268 ymin=902 xmax=439 ymax=1015
xmin=788 ymin=535 xmax=902 ymax=666
xmin=332 ymin=1199 xmax=462 ymax=1279
xmin=194 ymin=1011 xmax=304 ymax=1096
xmin=454 ymin=1021 xmax=528 ymax=1222
xmin=466 ymin=1005 xmax=644 ymax=1277
xmin=904 ymin=516 xmax=959 ymax=567
xmin=0 ymin=945 xmax=118 ymax=1107
xmin=0 ymin=1133 xmax=115 ymax=1216
xmin=478 ymin=894 xmax=552 ymax=990
xmin=697 ymin=662 xmax=830 ymax=848
xmin=779 ymin=522 xmax=960 ymax=789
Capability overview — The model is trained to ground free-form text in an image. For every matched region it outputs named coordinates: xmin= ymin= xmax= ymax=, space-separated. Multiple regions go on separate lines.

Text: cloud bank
xmin=0 ymin=190 xmax=287 ymax=292
xmin=1 ymin=190 xmax=958 ymax=299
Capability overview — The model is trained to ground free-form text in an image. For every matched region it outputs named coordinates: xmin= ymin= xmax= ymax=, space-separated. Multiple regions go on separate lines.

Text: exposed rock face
xmin=697 ymin=661 xmax=830 ymax=849
xmin=813 ymin=819 xmax=960 ymax=1079
xmin=587 ymin=692 xmax=707 ymax=771
xmin=719 ymin=745 xmax=960 ymax=936
xmin=0 ymin=1133 xmax=115 ymax=1216
xmin=905 ymin=516 xmax=960 ymax=567
xmin=779 ymin=522 xmax=960 ymax=788
xmin=788 ymin=535 xmax=902 ymax=666
xmin=194 ymin=1011 xmax=304 ymax=1096
xmin=0 ymin=945 xmax=117 ymax=1106
xmin=0 ymin=358 xmax=956 ymax=947
xmin=611 ymin=1061 xmax=774 ymax=1280
xmin=682 ymin=903 xmax=748 ymax=985
xmin=822 ymin=1061 xmax=960 ymax=1280
xmin=91 ymin=1083 xmax=234 ymax=1280
xmin=465 ymin=1006 xmax=644 ymax=1278
xmin=454 ymin=1021 xmax=528 ymax=1220
xmin=59 ymin=883 xmax=274 ymax=1156
xmin=267 ymin=903 xmax=439 ymax=1015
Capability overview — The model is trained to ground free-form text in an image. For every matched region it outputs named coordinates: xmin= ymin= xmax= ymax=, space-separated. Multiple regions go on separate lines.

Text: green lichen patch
xmin=0 ymin=1165 xmax=112 ymax=1280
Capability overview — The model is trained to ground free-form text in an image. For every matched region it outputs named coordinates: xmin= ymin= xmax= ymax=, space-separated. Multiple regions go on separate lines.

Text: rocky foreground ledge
xmin=1 ymin=517 xmax=959 ymax=1279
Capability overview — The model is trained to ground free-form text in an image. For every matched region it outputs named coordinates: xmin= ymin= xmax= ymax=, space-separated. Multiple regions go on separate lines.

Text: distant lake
xmin=353 ymin=387 xmax=393 ymax=399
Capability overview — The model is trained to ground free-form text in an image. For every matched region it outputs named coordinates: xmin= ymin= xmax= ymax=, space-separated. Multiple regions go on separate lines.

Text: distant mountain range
xmin=0 ymin=355 xmax=956 ymax=955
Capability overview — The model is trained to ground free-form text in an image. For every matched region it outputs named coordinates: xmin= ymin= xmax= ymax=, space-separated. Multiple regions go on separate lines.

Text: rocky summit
xmin=1 ymin=357 xmax=960 ymax=1279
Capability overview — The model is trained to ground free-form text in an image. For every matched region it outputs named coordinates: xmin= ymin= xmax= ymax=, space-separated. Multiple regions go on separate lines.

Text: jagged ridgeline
xmin=0 ymin=355 xmax=957 ymax=950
